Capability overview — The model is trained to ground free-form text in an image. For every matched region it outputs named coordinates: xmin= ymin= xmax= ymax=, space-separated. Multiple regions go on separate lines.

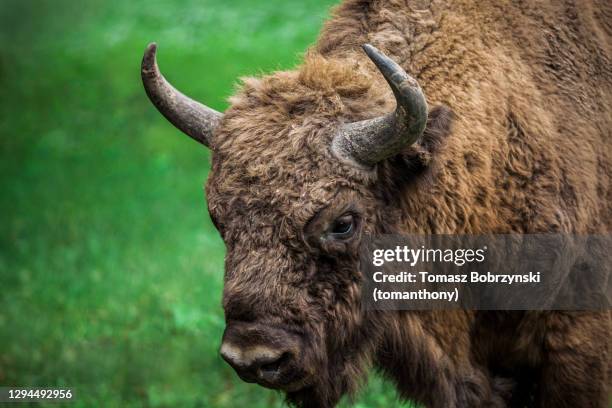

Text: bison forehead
xmin=209 ymin=53 xmax=389 ymax=181
xmin=207 ymin=173 xmax=365 ymax=235
xmin=210 ymin=108 xmax=375 ymax=203
xmin=205 ymin=54 xmax=391 ymax=240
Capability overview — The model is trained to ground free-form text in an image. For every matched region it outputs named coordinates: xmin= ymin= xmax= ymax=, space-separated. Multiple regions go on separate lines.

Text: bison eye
xmin=329 ymin=213 xmax=355 ymax=238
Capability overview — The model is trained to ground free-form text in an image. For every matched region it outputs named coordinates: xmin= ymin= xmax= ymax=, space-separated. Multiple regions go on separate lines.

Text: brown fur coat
xmin=205 ymin=0 xmax=612 ymax=406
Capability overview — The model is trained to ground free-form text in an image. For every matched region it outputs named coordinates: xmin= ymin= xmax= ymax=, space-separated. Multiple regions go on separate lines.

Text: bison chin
xmin=285 ymin=350 xmax=372 ymax=408
xmin=285 ymin=318 xmax=376 ymax=408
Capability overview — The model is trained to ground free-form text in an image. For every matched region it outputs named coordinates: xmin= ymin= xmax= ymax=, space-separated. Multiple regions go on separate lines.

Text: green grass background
xmin=0 ymin=0 xmax=413 ymax=406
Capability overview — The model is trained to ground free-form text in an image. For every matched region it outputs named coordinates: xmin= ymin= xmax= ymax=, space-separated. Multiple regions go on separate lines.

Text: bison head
xmin=142 ymin=43 xmax=450 ymax=407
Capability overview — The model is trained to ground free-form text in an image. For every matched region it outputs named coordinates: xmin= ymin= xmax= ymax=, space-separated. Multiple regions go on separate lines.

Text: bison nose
xmin=220 ymin=321 xmax=302 ymax=388
xmin=220 ymin=343 xmax=293 ymax=383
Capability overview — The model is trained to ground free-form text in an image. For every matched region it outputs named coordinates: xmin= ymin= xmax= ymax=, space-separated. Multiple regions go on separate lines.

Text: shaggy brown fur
xmin=203 ymin=0 xmax=612 ymax=407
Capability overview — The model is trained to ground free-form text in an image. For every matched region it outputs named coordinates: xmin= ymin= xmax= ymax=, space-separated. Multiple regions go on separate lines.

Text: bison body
xmin=142 ymin=0 xmax=612 ymax=406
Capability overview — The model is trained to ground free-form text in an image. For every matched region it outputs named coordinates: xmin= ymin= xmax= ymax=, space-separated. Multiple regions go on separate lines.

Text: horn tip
xmin=145 ymin=42 xmax=158 ymax=58
xmin=142 ymin=42 xmax=159 ymax=73
xmin=362 ymin=43 xmax=378 ymax=56
xmin=361 ymin=43 xmax=388 ymax=69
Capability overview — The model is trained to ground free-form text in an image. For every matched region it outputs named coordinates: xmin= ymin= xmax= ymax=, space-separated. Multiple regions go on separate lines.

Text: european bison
xmin=141 ymin=0 xmax=611 ymax=406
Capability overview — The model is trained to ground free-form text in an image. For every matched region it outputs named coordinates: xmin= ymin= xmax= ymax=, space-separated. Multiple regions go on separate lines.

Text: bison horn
xmin=141 ymin=43 xmax=222 ymax=147
xmin=331 ymin=44 xmax=428 ymax=167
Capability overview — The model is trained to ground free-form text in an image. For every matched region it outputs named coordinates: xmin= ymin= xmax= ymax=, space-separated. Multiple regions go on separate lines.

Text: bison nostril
xmin=220 ymin=340 xmax=296 ymax=385
xmin=220 ymin=342 xmax=294 ymax=381
xmin=258 ymin=352 xmax=292 ymax=381
xmin=220 ymin=322 xmax=304 ymax=388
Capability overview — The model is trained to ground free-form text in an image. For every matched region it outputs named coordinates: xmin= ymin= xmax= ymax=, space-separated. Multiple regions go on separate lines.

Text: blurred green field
xmin=0 ymin=0 xmax=413 ymax=406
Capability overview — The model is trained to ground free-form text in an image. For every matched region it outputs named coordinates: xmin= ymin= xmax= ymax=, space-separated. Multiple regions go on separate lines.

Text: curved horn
xmin=141 ymin=43 xmax=222 ymax=147
xmin=331 ymin=44 xmax=428 ymax=167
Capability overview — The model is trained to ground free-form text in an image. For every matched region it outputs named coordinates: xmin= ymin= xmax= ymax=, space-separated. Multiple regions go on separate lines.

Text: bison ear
xmin=387 ymin=104 xmax=454 ymax=177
